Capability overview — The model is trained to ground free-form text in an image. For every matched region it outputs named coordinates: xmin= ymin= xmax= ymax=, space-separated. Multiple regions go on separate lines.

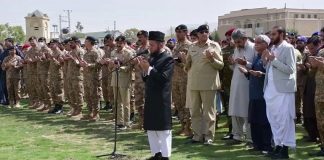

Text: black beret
xmin=115 ymin=36 xmax=126 ymax=42
xmin=62 ymin=39 xmax=70 ymax=44
xmin=175 ymin=24 xmax=188 ymax=31
xmin=85 ymin=36 xmax=97 ymax=44
xmin=49 ymin=39 xmax=60 ymax=44
xmin=190 ymin=29 xmax=198 ymax=36
xmin=5 ymin=38 xmax=14 ymax=43
xmin=38 ymin=37 xmax=46 ymax=43
xmin=137 ymin=30 xmax=148 ymax=37
xmin=149 ymin=31 xmax=165 ymax=42
xmin=104 ymin=34 xmax=114 ymax=40
xmin=68 ymin=36 xmax=81 ymax=43
xmin=197 ymin=24 xmax=209 ymax=32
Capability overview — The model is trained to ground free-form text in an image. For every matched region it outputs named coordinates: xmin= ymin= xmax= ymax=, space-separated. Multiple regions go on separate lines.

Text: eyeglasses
xmin=199 ymin=30 xmax=209 ymax=34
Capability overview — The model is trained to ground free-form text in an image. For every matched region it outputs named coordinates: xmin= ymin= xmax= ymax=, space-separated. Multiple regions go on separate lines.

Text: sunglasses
xmin=199 ymin=30 xmax=209 ymax=34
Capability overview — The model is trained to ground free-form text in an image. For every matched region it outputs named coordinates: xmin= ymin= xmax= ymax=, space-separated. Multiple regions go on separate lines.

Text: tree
xmin=210 ymin=29 xmax=220 ymax=42
xmin=124 ymin=28 xmax=140 ymax=43
xmin=0 ymin=23 xmax=25 ymax=44
xmin=75 ymin=21 xmax=84 ymax=33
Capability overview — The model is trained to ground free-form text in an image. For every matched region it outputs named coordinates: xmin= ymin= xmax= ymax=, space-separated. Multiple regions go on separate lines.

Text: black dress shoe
xmin=48 ymin=105 xmax=58 ymax=114
xmin=265 ymin=145 xmax=281 ymax=157
xmin=271 ymin=145 xmax=289 ymax=159
xmin=146 ymin=152 xmax=162 ymax=160
xmin=221 ymin=134 xmax=233 ymax=140
xmin=55 ymin=105 xmax=63 ymax=114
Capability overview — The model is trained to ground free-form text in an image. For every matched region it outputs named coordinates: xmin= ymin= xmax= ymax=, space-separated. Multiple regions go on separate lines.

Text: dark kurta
xmin=303 ymin=68 xmax=316 ymax=118
xmin=143 ymin=51 xmax=174 ymax=131
xmin=247 ymin=54 xmax=269 ymax=125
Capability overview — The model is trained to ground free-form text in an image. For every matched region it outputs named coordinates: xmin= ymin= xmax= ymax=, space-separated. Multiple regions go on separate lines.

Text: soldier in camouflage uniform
xmin=295 ymin=37 xmax=307 ymax=124
xmin=48 ymin=39 xmax=64 ymax=114
xmin=66 ymin=37 xmax=84 ymax=119
xmin=220 ymin=28 xmax=235 ymax=140
xmin=100 ymin=34 xmax=115 ymax=113
xmin=172 ymin=25 xmax=192 ymax=136
xmin=131 ymin=30 xmax=149 ymax=129
xmin=80 ymin=36 xmax=102 ymax=121
xmin=1 ymin=47 xmax=23 ymax=108
xmin=308 ymin=47 xmax=324 ymax=157
xmin=35 ymin=37 xmax=52 ymax=112
xmin=62 ymin=39 xmax=71 ymax=104
xmin=109 ymin=35 xmax=134 ymax=129
xmin=25 ymin=37 xmax=41 ymax=109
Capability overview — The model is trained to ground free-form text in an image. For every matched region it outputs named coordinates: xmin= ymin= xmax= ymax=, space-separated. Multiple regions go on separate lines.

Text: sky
xmin=1 ymin=0 xmax=323 ymax=33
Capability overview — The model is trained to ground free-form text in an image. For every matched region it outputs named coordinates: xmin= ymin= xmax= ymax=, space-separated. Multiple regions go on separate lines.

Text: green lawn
xmin=0 ymin=100 xmax=322 ymax=160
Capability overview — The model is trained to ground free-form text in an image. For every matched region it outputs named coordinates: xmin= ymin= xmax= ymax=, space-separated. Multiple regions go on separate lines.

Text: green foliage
xmin=210 ymin=29 xmax=220 ymax=42
xmin=124 ymin=28 xmax=140 ymax=43
xmin=0 ymin=23 xmax=25 ymax=44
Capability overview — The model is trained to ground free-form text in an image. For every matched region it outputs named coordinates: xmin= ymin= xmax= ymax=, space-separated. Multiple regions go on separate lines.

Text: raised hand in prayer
xmin=238 ymin=66 xmax=248 ymax=74
xmin=249 ymin=70 xmax=265 ymax=77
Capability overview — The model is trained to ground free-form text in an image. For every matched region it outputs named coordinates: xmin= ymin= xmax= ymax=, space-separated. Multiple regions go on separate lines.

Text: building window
xmin=294 ymin=14 xmax=299 ymax=18
xmin=301 ymin=14 xmax=305 ymax=18
xmin=314 ymin=14 xmax=318 ymax=19
xmin=308 ymin=14 xmax=312 ymax=18
xmin=34 ymin=27 xmax=39 ymax=30
xmin=255 ymin=23 xmax=260 ymax=28
xmin=244 ymin=24 xmax=253 ymax=28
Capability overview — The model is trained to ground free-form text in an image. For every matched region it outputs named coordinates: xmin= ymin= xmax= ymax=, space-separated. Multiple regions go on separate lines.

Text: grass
xmin=0 ymin=99 xmax=323 ymax=160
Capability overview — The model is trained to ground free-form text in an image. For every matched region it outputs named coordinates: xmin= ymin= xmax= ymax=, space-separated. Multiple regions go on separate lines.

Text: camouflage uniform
xmin=220 ymin=44 xmax=234 ymax=113
xmin=133 ymin=45 xmax=149 ymax=129
xmin=315 ymin=49 xmax=324 ymax=147
xmin=62 ymin=50 xmax=70 ymax=102
xmin=83 ymin=47 xmax=102 ymax=116
xmin=101 ymin=46 xmax=115 ymax=106
xmin=67 ymin=47 xmax=84 ymax=113
xmin=1 ymin=55 xmax=22 ymax=106
xmin=49 ymin=49 xmax=64 ymax=106
xmin=36 ymin=46 xmax=52 ymax=110
xmin=172 ymin=39 xmax=192 ymax=133
xmin=295 ymin=48 xmax=305 ymax=122
xmin=110 ymin=47 xmax=134 ymax=126
xmin=220 ymin=44 xmax=235 ymax=135
xmin=126 ymin=46 xmax=136 ymax=115
xmin=25 ymin=47 xmax=40 ymax=107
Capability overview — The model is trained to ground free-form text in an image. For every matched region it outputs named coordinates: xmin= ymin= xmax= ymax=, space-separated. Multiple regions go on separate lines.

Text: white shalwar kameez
xmin=264 ymin=48 xmax=296 ymax=148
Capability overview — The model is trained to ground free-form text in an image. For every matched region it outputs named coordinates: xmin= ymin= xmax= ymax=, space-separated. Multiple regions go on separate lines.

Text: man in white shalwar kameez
xmin=263 ymin=26 xmax=296 ymax=159
xmin=228 ymin=29 xmax=256 ymax=145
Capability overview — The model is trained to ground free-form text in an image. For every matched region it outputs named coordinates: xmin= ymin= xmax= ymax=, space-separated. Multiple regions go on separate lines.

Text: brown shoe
xmin=89 ymin=114 xmax=100 ymax=122
xmin=66 ymin=108 xmax=75 ymax=117
xmin=71 ymin=113 xmax=83 ymax=120
xmin=39 ymin=105 xmax=50 ymax=112
xmin=81 ymin=114 xmax=92 ymax=120
xmin=36 ymin=103 xmax=45 ymax=111
xmin=70 ymin=108 xmax=82 ymax=116
xmin=29 ymin=102 xmax=38 ymax=109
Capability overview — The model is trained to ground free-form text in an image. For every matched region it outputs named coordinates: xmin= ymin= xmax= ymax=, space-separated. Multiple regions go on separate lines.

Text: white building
xmin=25 ymin=10 xmax=50 ymax=41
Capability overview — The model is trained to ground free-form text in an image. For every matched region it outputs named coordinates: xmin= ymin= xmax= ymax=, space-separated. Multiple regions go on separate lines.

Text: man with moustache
xmin=263 ymin=26 xmax=297 ymax=159
xmin=138 ymin=31 xmax=174 ymax=160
